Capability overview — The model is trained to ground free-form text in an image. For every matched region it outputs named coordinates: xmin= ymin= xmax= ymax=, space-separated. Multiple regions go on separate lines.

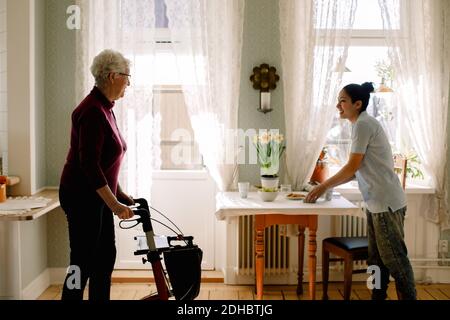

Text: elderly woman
xmin=59 ymin=49 xmax=135 ymax=300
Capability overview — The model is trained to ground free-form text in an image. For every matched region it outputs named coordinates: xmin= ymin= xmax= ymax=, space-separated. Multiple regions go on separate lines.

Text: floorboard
xmin=37 ymin=281 xmax=450 ymax=300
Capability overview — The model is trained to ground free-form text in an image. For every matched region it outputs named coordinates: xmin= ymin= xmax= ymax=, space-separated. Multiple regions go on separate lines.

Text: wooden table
xmin=215 ymin=192 xmax=360 ymax=300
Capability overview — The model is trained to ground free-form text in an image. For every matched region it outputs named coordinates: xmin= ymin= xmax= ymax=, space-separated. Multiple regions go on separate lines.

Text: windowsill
xmin=152 ymin=169 xmax=209 ymax=180
xmin=335 ymin=181 xmax=435 ymax=201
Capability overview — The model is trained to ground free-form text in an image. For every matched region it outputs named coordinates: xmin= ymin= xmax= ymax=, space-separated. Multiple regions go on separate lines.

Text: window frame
xmin=117 ymin=0 xmax=204 ymax=171
xmin=321 ymin=0 xmax=426 ymax=182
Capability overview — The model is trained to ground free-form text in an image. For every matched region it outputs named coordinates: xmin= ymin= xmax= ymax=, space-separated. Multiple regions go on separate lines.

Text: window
xmin=323 ymin=0 xmax=420 ymax=177
xmin=315 ymin=0 xmax=400 ymax=31
xmin=154 ymin=0 xmax=169 ymax=28
xmin=352 ymin=0 xmax=399 ymax=30
xmin=0 ymin=1 xmax=7 ymax=175
xmin=120 ymin=0 xmax=168 ymax=29
xmin=326 ymin=46 xmax=399 ymax=166
xmin=154 ymin=86 xmax=203 ymax=170
xmin=120 ymin=0 xmax=203 ymax=170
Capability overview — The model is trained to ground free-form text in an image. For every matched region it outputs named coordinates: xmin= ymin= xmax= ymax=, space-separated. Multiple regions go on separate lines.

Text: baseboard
xmin=224 ymin=266 xmax=450 ymax=285
xmin=22 ymin=269 xmax=50 ymax=300
xmin=413 ymin=267 xmax=450 ymax=284
xmin=49 ymin=268 xmax=67 ymax=285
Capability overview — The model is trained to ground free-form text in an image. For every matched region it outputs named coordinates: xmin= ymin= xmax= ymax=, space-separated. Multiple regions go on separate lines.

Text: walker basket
xmin=163 ymin=244 xmax=203 ymax=300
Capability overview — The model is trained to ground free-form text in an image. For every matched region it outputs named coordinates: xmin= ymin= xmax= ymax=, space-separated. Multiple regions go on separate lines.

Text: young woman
xmin=305 ymin=82 xmax=416 ymax=300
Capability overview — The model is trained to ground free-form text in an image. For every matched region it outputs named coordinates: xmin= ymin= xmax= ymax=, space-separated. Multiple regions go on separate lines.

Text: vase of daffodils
xmin=254 ymin=131 xmax=286 ymax=189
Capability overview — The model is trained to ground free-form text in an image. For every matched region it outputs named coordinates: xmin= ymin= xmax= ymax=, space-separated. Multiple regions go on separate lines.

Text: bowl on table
xmin=257 ymin=189 xmax=279 ymax=202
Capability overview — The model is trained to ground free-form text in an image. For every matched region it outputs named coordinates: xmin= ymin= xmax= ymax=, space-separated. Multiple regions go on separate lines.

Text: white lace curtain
xmin=165 ymin=0 xmax=245 ymax=191
xmin=279 ymin=0 xmax=357 ymax=190
xmin=75 ymin=0 xmax=159 ymax=200
xmin=379 ymin=0 xmax=450 ymax=229
xmin=75 ymin=0 xmax=245 ymax=194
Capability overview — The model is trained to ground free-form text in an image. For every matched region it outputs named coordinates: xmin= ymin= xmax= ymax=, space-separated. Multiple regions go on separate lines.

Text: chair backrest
xmin=393 ymin=154 xmax=407 ymax=190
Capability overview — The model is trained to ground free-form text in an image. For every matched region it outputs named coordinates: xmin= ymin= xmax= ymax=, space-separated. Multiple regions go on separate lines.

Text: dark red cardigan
xmin=60 ymin=87 xmax=127 ymax=195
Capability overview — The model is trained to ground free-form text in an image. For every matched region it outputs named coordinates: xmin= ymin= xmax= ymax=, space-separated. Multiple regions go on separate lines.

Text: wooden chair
xmin=321 ymin=155 xmax=407 ymax=300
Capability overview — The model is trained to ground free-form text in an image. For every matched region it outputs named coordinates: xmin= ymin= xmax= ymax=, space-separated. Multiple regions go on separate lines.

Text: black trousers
xmin=59 ymin=186 xmax=116 ymax=300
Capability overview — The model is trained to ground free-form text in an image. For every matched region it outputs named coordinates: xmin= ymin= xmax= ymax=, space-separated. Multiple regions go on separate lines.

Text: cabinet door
xmin=114 ymin=170 xmax=216 ymax=270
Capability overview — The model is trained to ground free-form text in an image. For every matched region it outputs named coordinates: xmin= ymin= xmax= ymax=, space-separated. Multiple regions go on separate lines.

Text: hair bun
xmin=361 ymin=82 xmax=375 ymax=94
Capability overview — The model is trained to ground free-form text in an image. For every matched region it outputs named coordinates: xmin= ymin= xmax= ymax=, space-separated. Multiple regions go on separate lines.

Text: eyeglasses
xmin=117 ymin=72 xmax=131 ymax=84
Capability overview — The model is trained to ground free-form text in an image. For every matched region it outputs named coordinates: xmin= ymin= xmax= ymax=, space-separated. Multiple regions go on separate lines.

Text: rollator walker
xmin=123 ymin=198 xmax=203 ymax=300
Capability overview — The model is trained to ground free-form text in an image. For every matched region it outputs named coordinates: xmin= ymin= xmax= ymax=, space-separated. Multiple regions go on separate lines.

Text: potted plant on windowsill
xmin=254 ymin=131 xmax=286 ymax=189
xmin=400 ymin=150 xmax=424 ymax=180
xmin=375 ymin=58 xmax=394 ymax=92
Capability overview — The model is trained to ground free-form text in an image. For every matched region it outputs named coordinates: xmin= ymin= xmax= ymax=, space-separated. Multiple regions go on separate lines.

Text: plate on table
xmin=285 ymin=193 xmax=306 ymax=201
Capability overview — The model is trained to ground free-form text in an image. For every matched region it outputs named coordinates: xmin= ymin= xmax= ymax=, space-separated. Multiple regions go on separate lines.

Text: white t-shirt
xmin=351 ymin=111 xmax=406 ymax=213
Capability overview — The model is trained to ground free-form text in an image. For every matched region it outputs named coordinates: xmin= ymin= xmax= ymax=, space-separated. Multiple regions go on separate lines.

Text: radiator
xmin=338 ymin=214 xmax=367 ymax=237
xmin=238 ymin=215 xmax=290 ymax=275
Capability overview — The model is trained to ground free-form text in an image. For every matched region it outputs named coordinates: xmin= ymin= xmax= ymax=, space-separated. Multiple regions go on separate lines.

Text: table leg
xmin=255 ymin=217 xmax=265 ymax=300
xmin=308 ymin=227 xmax=317 ymax=300
xmin=297 ymin=226 xmax=305 ymax=295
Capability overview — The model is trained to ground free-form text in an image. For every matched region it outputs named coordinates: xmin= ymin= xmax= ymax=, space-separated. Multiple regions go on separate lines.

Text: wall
xmin=6 ymin=0 xmax=46 ymax=195
xmin=7 ymin=0 xmax=36 ymax=195
xmin=45 ymin=0 xmax=75 ymax=186
xmin=45 ymin=0 xmax=74 ymax=268
xmin=22 ymin=0 xmax=48 ymax=290
xmin=35 ymin=0 xmax=46 ymax=190
xmin=20 ymin=0 xmax=48 ymax=289
xmin=238 ymin=0 xmax=285 ymax=187
xmin=0 ymin=0 xmax=49 ymax=295
xmin=0 ymin=0 xmax=6 ymax=175
xmin=444 ymin=82 xmax=450 ymax=247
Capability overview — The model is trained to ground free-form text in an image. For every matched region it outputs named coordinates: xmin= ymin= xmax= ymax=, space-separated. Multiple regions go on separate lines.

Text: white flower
xmin=253 ymin=130 xmax=286 ymax=176
xmin=272 ymin=134 xmax=284 ymax=144
xmin=259 ymin=132 xmax=270 ymax=144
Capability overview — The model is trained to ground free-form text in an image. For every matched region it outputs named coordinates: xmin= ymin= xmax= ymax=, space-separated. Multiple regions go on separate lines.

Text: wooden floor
xmin=38 ymin=282 xmax=450 ymax=300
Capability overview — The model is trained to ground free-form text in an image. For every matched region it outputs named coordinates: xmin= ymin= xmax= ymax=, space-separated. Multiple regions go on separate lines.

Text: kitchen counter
xmin=0 ymin=189 xmax=61 ymax=300
xmin=0 ymin=189 xmax=60 ymax=221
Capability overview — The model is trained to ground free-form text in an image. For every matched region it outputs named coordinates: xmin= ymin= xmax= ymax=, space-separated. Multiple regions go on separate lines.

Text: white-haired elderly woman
xmin=59 ymin=49 xmax=135 ymax=300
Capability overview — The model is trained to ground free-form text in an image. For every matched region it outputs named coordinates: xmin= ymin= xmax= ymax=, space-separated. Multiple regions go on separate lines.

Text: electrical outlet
xmin=438 ymin=240 xmax=448 ymax=253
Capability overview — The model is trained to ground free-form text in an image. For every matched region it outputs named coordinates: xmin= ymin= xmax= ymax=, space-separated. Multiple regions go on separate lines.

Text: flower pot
xmin=261 ymin=175 xmax=279 ymax=190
